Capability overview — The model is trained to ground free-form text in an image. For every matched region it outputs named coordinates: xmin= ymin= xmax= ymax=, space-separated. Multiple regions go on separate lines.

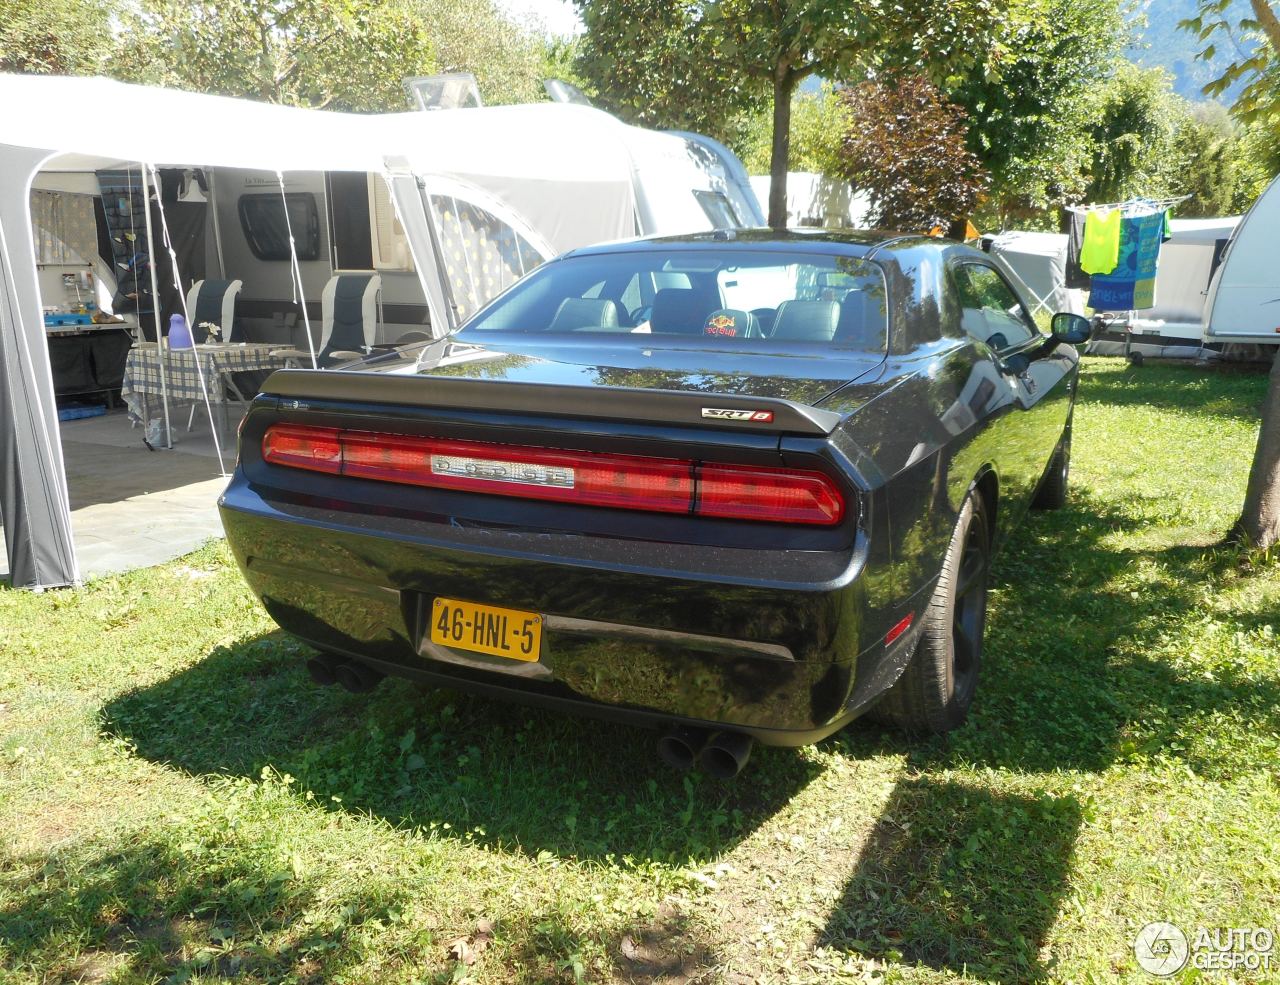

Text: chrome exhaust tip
xmin=333 ymin=660 xmax=384 ymax=694
xmin=699 ymin=731 xmax=754 ymax=779
xmin=657 ymin=728 xmax=709 ymax=772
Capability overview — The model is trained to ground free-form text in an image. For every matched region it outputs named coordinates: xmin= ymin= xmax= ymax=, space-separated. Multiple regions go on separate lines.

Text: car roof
xmin=563 ymin=228 xmax=945 ymax=261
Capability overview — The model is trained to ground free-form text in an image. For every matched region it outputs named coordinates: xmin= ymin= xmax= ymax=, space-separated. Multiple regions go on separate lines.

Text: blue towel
xmin=1087 ymin=211 xmax=1166 ymax=311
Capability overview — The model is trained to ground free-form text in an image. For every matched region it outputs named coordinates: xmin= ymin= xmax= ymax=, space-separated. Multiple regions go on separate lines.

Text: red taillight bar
xmin=262 ymin=424 xmax=845 ymax=525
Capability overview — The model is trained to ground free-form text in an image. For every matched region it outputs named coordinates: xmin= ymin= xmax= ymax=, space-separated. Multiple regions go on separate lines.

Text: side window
xmin=953 ymin=263 xmax=1038 ymax=350
xmin=693 ymin=190 xmax=740 ymax=230
xmin=238 ymin=193 xmax=320 ymax=261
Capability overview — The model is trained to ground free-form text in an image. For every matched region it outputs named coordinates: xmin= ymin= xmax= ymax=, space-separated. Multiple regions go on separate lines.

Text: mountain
xmin=1128 ymin=0 xmax=1255 ymax=103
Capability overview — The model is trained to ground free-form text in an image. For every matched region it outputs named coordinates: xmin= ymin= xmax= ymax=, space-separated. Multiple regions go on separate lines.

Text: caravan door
xmin=1204 ymin=175 xmax=1280 ymax=345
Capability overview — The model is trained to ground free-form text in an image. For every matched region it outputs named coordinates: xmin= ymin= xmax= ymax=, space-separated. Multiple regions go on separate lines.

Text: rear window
xmin=456 ymin=249 xmax=889 ymax=352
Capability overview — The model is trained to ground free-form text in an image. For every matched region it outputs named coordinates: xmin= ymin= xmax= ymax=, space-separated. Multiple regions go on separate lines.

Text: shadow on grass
xmin=820 ymin=777 xmax=1082 ymax=983
xmin=100 ymin=634 xmax=821 ymax=868
xmin=1078 ymin=357 xmax=1270 ymax=418
xmin=0 ymin=828 xmax=722 ymax=984
xmin=839 ymin=488 xmax=1280 ymax=779
xmin=0 ymin=832 xmax=393 ymax=983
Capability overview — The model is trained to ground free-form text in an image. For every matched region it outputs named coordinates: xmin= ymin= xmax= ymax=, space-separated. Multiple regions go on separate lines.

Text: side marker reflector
xmin=885 ymin=613 xmax=914 ymax=646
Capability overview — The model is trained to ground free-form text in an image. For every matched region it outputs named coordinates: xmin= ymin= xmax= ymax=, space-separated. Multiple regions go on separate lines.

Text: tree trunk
xmin=1250 ymin=0 xmax=1280 ymax=52
xmin=1233 ymin=348 xmax=1280 ymax=550
xmin=767 ymin=71 xmax=796 ymax=229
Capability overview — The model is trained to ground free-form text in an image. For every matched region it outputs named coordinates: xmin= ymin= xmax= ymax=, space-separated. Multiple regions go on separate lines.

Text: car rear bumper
xmin=219 ymin=478 xmax=920 ymax=745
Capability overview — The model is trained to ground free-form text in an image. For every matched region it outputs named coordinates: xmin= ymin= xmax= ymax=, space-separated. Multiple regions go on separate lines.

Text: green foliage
xmin=574 ymin=0 xmax=1003 ymax=222
xmin=1165 ymin=102 xmax=1273 ymax=214
xmin=837 ymin=77 xmax=990 ymax=233
xmin=111 ymin=0 xmax=439 ymax=110
xmin=1180 ymin=0 xmax=1280 ymax=125
xmin=571 ymin=0 xmax=764 ymax=143
xmin=1083 ymin=60 xmax=1189 ymax=204
xmin=734 ymin=83 xmax=851 ymax=177
xmin=406 ymin=0 xmax=553 ymax=106
xmin=0 ymin=0 xmax=113 ymax=74
xmin=947 ymin=0 xmax=1128 ymax=218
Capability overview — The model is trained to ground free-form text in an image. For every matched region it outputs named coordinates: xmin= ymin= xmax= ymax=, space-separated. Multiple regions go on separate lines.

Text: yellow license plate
xmin=430 ymin=597 xmax=543 ymax=661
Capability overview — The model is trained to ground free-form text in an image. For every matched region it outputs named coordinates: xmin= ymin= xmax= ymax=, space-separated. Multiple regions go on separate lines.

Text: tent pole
xmin=208 ymin=169 xmax=227 ymax=278
xmin=149 ymin=164 xmax=227 ymax=476
xmin=277 ymin=171 xmax=317 ymax=369
xmin=140 ymin=164 xmax=172 ymax=448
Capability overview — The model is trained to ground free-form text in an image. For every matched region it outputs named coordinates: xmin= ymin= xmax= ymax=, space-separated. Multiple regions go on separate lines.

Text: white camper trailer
xmin=1205 ymin=175 xmax=1280 ymax=345
xmin=0 ymin=74 xmax=763 ymax=590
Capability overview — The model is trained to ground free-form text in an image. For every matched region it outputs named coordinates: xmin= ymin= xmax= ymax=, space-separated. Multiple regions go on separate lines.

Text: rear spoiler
xmin=263 ymin=369 xmax=842 ymax=436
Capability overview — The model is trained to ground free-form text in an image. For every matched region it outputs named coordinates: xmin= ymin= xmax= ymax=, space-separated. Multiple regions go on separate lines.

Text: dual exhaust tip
xmin=306 ymin=655 xmax=383 ymax=693
xmin=657 ymin=727 xmax=754 ymax=779
xmin=306 ymin=656 xmax=752 ymax=777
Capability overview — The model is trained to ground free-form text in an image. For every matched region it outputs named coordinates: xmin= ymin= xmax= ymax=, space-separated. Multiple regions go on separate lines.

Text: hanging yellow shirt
xmin=1080 ymin=208 xmax=1122 ymax=275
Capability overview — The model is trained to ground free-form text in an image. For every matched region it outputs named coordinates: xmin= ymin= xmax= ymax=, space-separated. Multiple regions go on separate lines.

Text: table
xmin=121 ymin=342 xmax=292 ymax=435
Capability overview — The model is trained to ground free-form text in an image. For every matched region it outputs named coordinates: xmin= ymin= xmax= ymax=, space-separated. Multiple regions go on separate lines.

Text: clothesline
xmin=1064 ymin=195 xmax=1190 ymax=217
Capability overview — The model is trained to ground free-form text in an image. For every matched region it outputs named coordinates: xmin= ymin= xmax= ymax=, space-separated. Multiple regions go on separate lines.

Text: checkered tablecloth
xmin=121 ymin=343 xmax=291 ymax=420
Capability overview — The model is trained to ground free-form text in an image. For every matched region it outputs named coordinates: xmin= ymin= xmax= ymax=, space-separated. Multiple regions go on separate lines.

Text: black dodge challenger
xmin=220 ymin=230 xmax=1088 ymax=776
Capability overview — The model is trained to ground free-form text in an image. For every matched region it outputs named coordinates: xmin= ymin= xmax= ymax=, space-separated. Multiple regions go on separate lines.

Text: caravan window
xmin=238 ymin=193 xmax=321 ymax=262
xmin=693 ymin=190 xmax=740 ymax=230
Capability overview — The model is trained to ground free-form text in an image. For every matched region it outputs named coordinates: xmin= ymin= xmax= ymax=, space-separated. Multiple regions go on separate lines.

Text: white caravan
xmin=1205 ymin=174 xmax=1280 ymax=345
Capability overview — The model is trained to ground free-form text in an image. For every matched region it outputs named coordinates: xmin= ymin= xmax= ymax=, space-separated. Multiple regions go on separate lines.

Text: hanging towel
xmin=1087 ymin=211 xmax=1167 ymax=311
xmin=1080 ymin=208 xmax=1122 ymax=274
xmin=1065 ymin=212 xmax=1091 ymax=288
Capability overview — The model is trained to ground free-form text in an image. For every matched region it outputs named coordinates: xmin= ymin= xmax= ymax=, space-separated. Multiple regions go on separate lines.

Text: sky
xmin=492 ymin=0 xmax=584 ymax=36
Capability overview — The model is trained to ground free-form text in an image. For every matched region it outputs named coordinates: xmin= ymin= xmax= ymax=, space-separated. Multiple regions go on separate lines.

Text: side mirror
xmin=1051 ymin=312 xmax=1091 ymax=345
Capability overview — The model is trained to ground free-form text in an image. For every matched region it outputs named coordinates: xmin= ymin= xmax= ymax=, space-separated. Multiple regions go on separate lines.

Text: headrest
xmin=333 ymin=274 xmax=376 ymax=304
xmin=549 ymin=297 xmax=621 ymax=332
xmin=835 ymin=290 xmax=887 ymax=350
xmin=650 ymin=287 xmax=712 ymax=335
xmin=702 ymin=308 xmax=758 ymax=339
xmin=772 ymin=300 xmax=841 ymax=342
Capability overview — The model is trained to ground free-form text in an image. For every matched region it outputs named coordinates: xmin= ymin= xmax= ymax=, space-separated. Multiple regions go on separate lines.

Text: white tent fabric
xmin=1205 ymin=177 xmax=1275 ymax=342
xmin=986 ymin=231 xmax=1085 ymax=317
xmin=1128 ymin=216 xmax=1240 ymax=341
xmin=0 ymin=74 xmax=654 ymax=589
xmin=749 ymin=172 xmax=871 ymax=228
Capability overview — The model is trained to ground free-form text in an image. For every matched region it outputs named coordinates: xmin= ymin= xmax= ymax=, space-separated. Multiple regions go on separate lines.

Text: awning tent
xmin=985 ymin=231 xmax=1085 ymax=318
xmin=0 ymin=74 xmax=656 ymax=590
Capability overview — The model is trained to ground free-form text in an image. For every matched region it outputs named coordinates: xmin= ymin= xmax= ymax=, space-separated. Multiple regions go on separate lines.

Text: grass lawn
xmin=2 ymin=357 xmax=1278 ymax=984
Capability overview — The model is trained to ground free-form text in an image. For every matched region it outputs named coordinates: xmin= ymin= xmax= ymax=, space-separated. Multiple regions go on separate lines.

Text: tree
xmin=571 ymin=0 xmax=764 ymax=144
xmin=1082 ymin=61 xmax=1186 ymax=205
xmin=406 ymin=0 xmax=552 ymax=106
xmin=1183 ymin=0 xmax=1280 ymax=550
xmin=1182 ymin=0 xmax=1280 ymax=125
xmin=574 ymin=0 xmax=1001 ymax=227
xmin=0 ymin=0 xmax=113 ymax=75
xmin=836 ymin=77 xmax=989 ymax=234
xmin=945 ymin=0 xmax=1126 ymax=224
xmin=1234 ymin=357 xmax=1280 ymax=550
xmin=734 ymin=82 xmax=851 ymax=178
xmin=1166 ymin=103 xmax=1270 ymax=216
xmin=113 ymin=0 xmax=437 ymax=110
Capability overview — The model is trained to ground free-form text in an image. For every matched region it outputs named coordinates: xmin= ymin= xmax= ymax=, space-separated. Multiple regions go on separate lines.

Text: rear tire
xmin=1032 ymin=432 xmax=1071 ymax=510
xmin=872 ymin=492 xmax=990 ymax=733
